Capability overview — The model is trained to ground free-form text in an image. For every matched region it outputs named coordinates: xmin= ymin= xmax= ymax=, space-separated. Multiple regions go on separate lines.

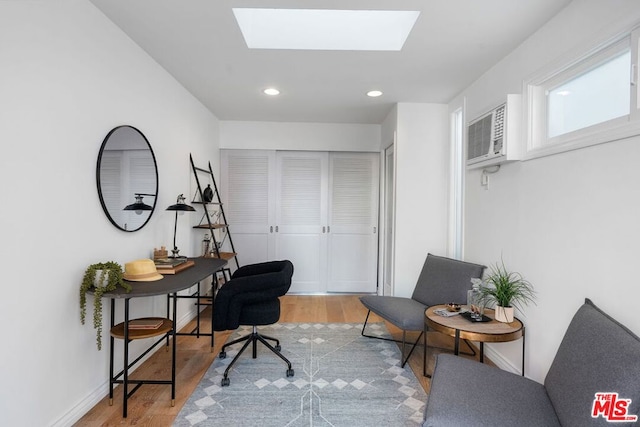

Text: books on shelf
xmin=128 ymin=319 xmax=164 ymax=330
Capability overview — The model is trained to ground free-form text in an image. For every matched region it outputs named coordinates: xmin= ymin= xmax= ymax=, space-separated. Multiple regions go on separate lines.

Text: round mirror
xmin=96 ymin=125 xmax=158 ymax=232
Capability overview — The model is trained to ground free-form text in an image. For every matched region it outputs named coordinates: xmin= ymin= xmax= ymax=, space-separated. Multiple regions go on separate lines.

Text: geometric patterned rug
xmin=173 ymin=323 xmax=427 ymax=426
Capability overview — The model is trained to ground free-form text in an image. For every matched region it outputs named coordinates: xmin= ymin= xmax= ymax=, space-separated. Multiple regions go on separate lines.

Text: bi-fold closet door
xmin=221 ymin=149 xmax=379 ymax=294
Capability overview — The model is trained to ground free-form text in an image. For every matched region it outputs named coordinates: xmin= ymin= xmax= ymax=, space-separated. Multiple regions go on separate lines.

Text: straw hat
xmin=123 ymin=259 xmax=163 ymax=282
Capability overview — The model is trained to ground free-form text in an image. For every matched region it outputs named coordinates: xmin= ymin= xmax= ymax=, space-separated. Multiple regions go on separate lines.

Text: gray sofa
xmin=422 ymin=298 xmax=640 ymax=426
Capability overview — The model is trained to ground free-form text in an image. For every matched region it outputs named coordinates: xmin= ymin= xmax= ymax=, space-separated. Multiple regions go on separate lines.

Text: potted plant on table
xmin=80 ymin=261 xmax=132 ymax=350
xmin=476 ymin=261 xmax=536 ymax=323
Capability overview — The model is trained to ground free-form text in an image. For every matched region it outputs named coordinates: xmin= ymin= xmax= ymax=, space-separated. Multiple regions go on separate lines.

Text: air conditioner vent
xmin=466 ymin=94 xmax=522 ymax=169
xmin=493 ymin=104 xmax=505 ymax=154
xmin=468 ymin=114 xmax=492 ymax=161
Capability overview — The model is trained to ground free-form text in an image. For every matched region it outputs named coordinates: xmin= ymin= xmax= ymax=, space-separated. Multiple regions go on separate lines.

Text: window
xmin=547 ymin=50 xmax=630 ymax=138
xmin=525 ymin=25 xmax=640 ymax=158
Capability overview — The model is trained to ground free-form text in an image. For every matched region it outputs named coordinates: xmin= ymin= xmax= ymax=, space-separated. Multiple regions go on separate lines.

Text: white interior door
xmin=327 ymin=152 xmax=380 ymax=292
xmin=275 ymin=151 xmax=328 ymax=293
xmin=383 ymin=145 xmax=395 ymax=296
xmin=221 ymin=150 xmax=275 ymax=267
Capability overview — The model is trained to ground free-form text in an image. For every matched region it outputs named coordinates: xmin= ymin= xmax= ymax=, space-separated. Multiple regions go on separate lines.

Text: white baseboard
xmin=462 ymin=341 xmax=522 ymax=376
xmin=52 ymin=382 xmax=107 ymax=427
xmin=483 ymin=345 xmax=522 ymax=375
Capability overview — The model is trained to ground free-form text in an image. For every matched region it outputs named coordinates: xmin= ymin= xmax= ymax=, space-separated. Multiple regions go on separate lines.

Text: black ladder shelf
xmin=190 ymin=154 xmax=240 ymax=280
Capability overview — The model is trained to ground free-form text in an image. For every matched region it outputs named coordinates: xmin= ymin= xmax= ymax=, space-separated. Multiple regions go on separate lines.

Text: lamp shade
xmin=124 ymin=201 xmax=153 ymax=211
xmin=124 ymin=194 xmax=154 ymax=213
xmin=166 ymin=194 xmax=196 ymax=212
xmin=166 ymin=203 xmax=196 ymax=212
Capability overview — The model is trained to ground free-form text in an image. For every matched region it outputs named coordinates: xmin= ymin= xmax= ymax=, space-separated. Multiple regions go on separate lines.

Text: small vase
xmin=203 ymin=184 xmax=214 ymax=203
xmin=494 ymin=306 xmax=514 ymax=323
xmin=94 ymin=270 xmax=109 ymax=289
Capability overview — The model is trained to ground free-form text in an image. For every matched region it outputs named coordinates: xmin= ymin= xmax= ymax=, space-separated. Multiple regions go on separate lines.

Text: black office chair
xmin=360 ymin=253 xmax=485 ymax=367
xmin=213 ymin=260 xmax=295 ymax=386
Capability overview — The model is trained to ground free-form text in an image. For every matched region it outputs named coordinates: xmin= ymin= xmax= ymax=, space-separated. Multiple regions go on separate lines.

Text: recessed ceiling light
xmin=367 ymin=90 xmax=383 ymax=97
xmin=233 ymin=8 xmax=420 ymax=51
xmin=263 ymin=88 xmax=280 ymax=96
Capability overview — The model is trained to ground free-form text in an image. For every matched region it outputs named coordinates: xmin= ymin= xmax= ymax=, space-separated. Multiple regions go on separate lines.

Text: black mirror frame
xmin=96 ymin=125 xmax=159 ymax=232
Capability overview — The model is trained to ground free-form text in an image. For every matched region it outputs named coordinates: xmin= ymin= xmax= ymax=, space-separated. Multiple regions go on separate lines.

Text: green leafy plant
xmin=80 ymin=261 xmax=131 ymax=350
xmin=477 ymin=261 xmax=536 ymax=313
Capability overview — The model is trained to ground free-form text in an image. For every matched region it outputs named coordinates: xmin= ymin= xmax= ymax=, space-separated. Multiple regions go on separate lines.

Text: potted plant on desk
xmin=80 ymin=261 xmax=132 ymax=350
xmin=477 ymin=261 xmax=536 ymax=323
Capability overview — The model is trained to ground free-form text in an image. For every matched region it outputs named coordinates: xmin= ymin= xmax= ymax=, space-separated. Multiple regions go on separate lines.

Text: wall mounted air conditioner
xmin=466 ymin=94 xmax=522 ymax=169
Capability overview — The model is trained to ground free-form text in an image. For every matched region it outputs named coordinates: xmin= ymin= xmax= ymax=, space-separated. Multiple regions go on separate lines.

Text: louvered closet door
xmin=220 ymin=150 xmax=276 ymax=266
xmin=275 ymin=151 xmax=328 ymax=293
xmin=327 ymin=152 xmax=379 ymax=292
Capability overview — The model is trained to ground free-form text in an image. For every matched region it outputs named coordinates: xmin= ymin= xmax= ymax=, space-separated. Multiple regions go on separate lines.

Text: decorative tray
xmin=460 ymin=312 xmax=492 ymax=323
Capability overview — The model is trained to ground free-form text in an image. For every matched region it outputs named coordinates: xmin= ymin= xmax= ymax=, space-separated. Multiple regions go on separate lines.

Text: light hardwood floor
xmin=75 ymin=295 xmax=480 ymax=426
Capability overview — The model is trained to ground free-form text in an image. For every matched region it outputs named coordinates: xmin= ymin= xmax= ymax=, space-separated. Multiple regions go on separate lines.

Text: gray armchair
xmin=423 ymin=298 xmax=640 ymax=426
xmin=360 ymin=253 xmax=485 ymax=366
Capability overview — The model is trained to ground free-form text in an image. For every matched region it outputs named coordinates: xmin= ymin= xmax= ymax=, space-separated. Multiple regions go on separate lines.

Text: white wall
xmin=460 ymin=0 xmax=640 ymax=381
xmin=220 ymin=120 xmax=380 ymax=152
xmin=0 ymin=1 xmax=220 ymax=425
xmin=386 ymin=103 xmax=449 ymax=297
xmin=380 ymin=105 xmax=398 ymax=150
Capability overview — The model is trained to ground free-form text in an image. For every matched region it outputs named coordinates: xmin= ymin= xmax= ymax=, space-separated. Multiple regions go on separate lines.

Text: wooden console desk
xmin=99 ymin=257 xmax=227 ymax=417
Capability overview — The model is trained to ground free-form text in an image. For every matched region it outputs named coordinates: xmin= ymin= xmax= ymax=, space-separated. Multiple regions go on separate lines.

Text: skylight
xmin=232 ymin=8 xmax=420 ymax=51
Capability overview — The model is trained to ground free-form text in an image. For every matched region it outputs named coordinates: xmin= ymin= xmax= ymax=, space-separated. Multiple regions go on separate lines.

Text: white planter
xmin=494 ymin=306 xmax=514 ymax=323
xmin=94 ymin=269 xmax=109 ymax=289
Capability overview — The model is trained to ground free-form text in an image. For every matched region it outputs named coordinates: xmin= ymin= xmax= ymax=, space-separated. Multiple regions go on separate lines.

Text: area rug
xmin=173 ymin=323 xmax=427 ymax=426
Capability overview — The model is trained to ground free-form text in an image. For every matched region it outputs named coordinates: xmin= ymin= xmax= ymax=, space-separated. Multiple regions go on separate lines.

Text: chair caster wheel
xmin=275 ymin=345 xmax=281 ymax=351
xmin=221 ymin=377 xmax=230 ymax=387
xmin=286 ymin=369 xmax=294 ymax=377
xmin=219 ymin=351 xmax=226 ymax=359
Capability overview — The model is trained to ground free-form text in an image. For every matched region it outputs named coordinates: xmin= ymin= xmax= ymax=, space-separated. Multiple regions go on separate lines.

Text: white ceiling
xmin=89 ymin=0 xmax=572 ymax=124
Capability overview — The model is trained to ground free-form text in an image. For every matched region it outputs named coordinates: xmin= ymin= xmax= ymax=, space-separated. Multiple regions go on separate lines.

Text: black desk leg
xmin=195 ymin=281 xmax=202 ymax=339
xmin=109 ymin=299 xmax=115 ymax=405
xmin=210 ymin=282 xmax=215 ymax=351
xmin=480 ymin=342 xmax=484 ymax=363
xmin=171 ymin=292 xmax=177 ymax=406
xmin=166 ymin=294 xmax=170 ymax=347
xmin=123 ymin=298 xmax=130 ymax=418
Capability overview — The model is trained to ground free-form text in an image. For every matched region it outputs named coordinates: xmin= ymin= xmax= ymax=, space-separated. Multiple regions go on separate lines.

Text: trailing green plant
xmin=477 ymin=261 xmax=536 ymax=313
xmin=80 ymin=261 xmax=131 ymax=350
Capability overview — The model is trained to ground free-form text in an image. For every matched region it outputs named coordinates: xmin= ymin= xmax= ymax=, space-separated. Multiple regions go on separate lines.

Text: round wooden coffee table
xmin=423 ymin=305 xmax=525 ymax=377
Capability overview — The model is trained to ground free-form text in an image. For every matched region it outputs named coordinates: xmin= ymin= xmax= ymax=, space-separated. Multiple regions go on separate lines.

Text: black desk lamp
xmin=123 ymin=193 xmax=155 ymax=214
xmin=166 ymin=194 xmax=195 ymax=258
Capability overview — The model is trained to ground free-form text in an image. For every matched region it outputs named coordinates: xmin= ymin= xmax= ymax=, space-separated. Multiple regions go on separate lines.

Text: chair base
xmin=219 ymin=326 xmax=294 ymax=386
xmin=360 ymin=310 xmax=476 ymax=369
xmin=361 ymin=311 xmax=422 ymax=367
